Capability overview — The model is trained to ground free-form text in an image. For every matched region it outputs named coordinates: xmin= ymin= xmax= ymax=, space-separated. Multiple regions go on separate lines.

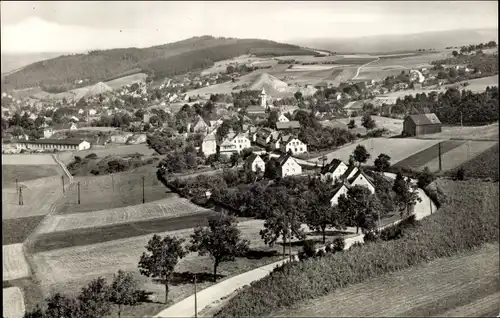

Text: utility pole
xmin=16 ymin=179 xmax=19 ymax=194
xmin=142 ymin=176 xmax=145 ymax=204
xmin=111 ymin=174 xmax=114 ymax=192
xmin=194 ymin=274 xmax=198 ymax=318
xmin=61 ymin=176 xmax=65 ymax=193
xmin=438 ymin=142 xmax=442 ymax=171
xmin=77 ymin=182 xmax=81 ymax=204
xmin=289 ymin=226 xmax=292 ymax=262
xmin=19 ymin=186 xmax=23 ymax=206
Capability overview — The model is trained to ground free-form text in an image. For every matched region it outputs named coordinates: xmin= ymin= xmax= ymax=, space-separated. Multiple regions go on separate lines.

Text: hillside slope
xmin=2 ymin=36 xmax=314 ymax=92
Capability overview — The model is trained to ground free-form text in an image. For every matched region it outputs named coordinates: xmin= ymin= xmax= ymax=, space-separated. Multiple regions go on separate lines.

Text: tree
xmin=230 ymin=152 xmax=240 ymax=167
xmin=361 ymin=114 xmax=376 ymax=130
xmin=264 ymin=158 xmax=279 ymax=179
xmin=347 ymin=119 xmax=356 ymax=129
xmin=417 ymin=166 xmax=435 ymax=188
xmin=190 ymin=214 xmax=249 ymax=282
xmin=337 ymin=185 xmax=381 ymax=234
xmin=374 ymin=153 xmax=391 ymax=172
xmin=454 ymin=166 xmax=465 ymax=180
xmin=77 ymin=277 xmax=111 ymax=318
xmin=23 ymin=305 xmax=45 ymax=318
xmin=138 ymin=235 xmax=187 ymax=303
xmin=110 ymin=270 xmax=139 ymax=318
xmin=452 ymin=50 xmax=459 ymax=57
xmin=352 ymin=145 xmax=371 ymax=167
xmin=392 ymin=172 xmax=422 ymax=218
xmin=294 ymin=91 xmax=303 ymax=101
xmin=45 ymin=293 xmax=80 ymax=318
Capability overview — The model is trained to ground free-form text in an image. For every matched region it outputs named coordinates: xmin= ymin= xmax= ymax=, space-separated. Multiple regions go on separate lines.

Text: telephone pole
xmin=142 ymin=176 xmax=145 ymax=204
xmin=77 ymin=182 xmax=81 ymax=204
xmin=194 ymin=274 xmax=198 ymax=318
xmin=16 ymin=178 xmax=18 ymax=194
xmin=19 ymin=186 xmax=23 ymax=206
xmin=61 ymin=176 xmax=65 ymax=193
xmin=438 ymin=142 xmax=442 ymax=171
xmin=111 ymin=174 xmax=114 ymax=192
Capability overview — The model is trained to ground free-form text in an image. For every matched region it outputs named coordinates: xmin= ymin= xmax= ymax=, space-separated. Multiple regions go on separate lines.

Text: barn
xmin=14 ymin=139 xmax=91 ymax=151
xmin=403 ymin=113 xmax=442 ymax=136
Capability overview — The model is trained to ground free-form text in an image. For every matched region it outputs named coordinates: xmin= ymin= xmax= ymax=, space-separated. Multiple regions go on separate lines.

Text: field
xmin=104 ymin=72 xmax=147 ymax=90
xmin=3 ymin=215 xmax=45 ymax=245
xmin=271 ymin=243 xmax=499 ymax=317
xmin=200 ymin=55 xmax=278 ymax=75
xmin=418 ymin=123 xmax=499 ymax=140
xmin=393 ymin=140 xmax=466 ymax=170
xmin=56 ymin=165 xmax=169 ymax=214
xmin=442 ymin=75 xmax=498 ymax=92
xmin=3 ymin=287 xmax=26 ymax=318
xmin=3 ymin=244 xmax=30 ymax=281
xmin=2 ymin=165 xmax=63 ymax=186
xmin=421 ymin=140 xmax=498 ymax=173
xmin=446 ymin=143 xmax=499 ymax=180
xmin=367 ymin=52 xmax=446 ymax=68
xmin=333 ymin=116 xmax=404 ymax=135
xmin=308 ymin=137 xmax=442 ymax=167
xmin=1 ymin=154 xmax=58 ymax=165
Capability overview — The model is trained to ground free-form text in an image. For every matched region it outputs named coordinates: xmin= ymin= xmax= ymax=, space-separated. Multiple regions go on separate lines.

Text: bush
xmin=316 ymin=249 xmax=326 ymax=258
xmin=363 ymin=230 xmax=380 ymax=243
xmin=215 ymin=180 xmax=499 ymax=317
xmin=85 ymin=153 xmax=98 ymax=159
xmin=332 ymin=237 xmax=345 ymax=252
xmin=324 ymin=243 xmax=333 ymax=253
xmin=302 ymin=240 xmax=316 ymax=259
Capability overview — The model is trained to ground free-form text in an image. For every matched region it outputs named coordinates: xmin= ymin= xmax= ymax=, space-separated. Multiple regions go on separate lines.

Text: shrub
xmin=454 ymin=166 xmax=465 ymax=181
xmin=332 ymin=237 xmax=345 ymax=252
xmin=302 ymin=240 xmax=316 ymax=259
xmin=324 ymin=243 xmax=333 ymax=253
xmin=363 ymin=230 xmax=380 ymax=243
xmin=215 ymin=180 xmax=499 ymax=317
xmin=316 ymin=249 xmax=326 ymax=258
xmin=85 ymin=153 xmax=98 ymax=159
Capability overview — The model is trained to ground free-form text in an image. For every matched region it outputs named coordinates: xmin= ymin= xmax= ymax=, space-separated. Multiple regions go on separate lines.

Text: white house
xmin=278 ymin=114 xmax=290 ymax=122
xmin=347 ymin=170 xmax=376 ymax=194
xmin=255 ymin=128 xmax=274 ymax=147
xmin=245 ymin=154 xmax=265 ymax=173
xmin=276 ymin=154 xmax=302 ymax=177
xmin=330 ymin=183 xmax=350 ymax=206
xmin=342 ymin=165 xmax=359 ymax=181
xmin=321 ymin=159 xmax=349 ymax=184
xmin=202 ymin=133 xmax=217 ymax=157
xmin=193 ymin=116 xmax=209 ymax=134
xmin=269 ymin=131 xmax=281 ymax=150
xmin=231 ymin=133 xmax=251 ymax=152
xmin=219 ymin=138 xmax=238 ymax=158
xmin=279 ymin=135 xmax=307 ymax=155
xmin=15 ymin=139 xmax=91 ymax=151
xmin=88 ymin=109 xmax=97 ymax=116
xmin=43 ymin=127 xmax=54 ymax=139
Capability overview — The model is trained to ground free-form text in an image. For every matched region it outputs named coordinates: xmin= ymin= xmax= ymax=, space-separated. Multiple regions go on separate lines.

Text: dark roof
xmin=331 ymin=182 xmax=350 ymax=197
xmin=342 ymin=165 xmax=358 ymax=179
xmin=53 ymin=123 xmax=76 ymax=130
xmin=347 ymin=170 xmax=376 ymax=189
xmin=406 ymin=113 xmax=441 ymax=125
xmin=276 ymin=121 xmax=301 ymax=130
xmin=247 ymin=106 xmax=267 ymax=114
xmin=276 ymin=153 xmax=292 ymax=167
xmin=19 ymin=138 xmax=88 ymax=146
xmin=321 ymin=158 xmax=344 ymax=174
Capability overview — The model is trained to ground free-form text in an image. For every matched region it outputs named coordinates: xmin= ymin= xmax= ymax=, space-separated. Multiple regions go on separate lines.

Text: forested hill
xmin=2 ymin=36 xmax=315 ymax=93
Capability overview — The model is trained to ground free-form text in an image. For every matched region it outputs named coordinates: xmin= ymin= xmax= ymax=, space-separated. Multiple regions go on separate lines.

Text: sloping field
xmin=40 ymin=195 xmax=211 ymax=233
xmin=446 ymin=143 xmax=499 ymax=180
xmin=1 ymin=154 xmax=57 ymax=165
xmin=71 ymin=143 xmax=156 ymax=159
xmin=272 ymin=243 xmax=499 ymax=317
xmin=335 ymin=116 xmax=404 ymax=135
xmin=3 ymin=215 xmax=45 ymax=245
xmin=355 ymin=67 xmax=409 ymax=81
xmin=420 ymin=140 xmax=498 ymax=173
xmin=368 ymin=52 xmax=444 ymax=68
xmin=104 ymin=72 xmax=147 ymax=90
xmin=443 ymin=75 xmax=498 ymax=92
xmin=2 ymin=165 xmax=63 ymax=186
xmin=3 ymin=244 xmax=30 ymax=281
xmin=393 ymin=140 xmax=466 ymax=170
xmin=309 ymin=138 xmax=442 ymax=167
xmin=3 ymin=287 xmax=26 ymax=318
xmin=418 ymin=123 xmax=499 ymax=140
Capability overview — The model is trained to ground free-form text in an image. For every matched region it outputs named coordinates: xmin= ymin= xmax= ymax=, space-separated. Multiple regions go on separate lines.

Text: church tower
xmin=259 ymin=88 xmax=267 ymax=107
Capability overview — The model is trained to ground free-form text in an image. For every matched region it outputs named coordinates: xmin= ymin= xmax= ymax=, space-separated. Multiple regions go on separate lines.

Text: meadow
xmin=3 ymin=286 xmax=25 ymax=318
xmin=446 ymin=143 xmax=499 ymax=180
xmin=3 ymin=215 xmax=46 ymax=245
xmin=1 ymin=154 xmax=58 ymax=165
xmin=2 ymin=165 xmax=63 ymax=186
xmin=3 ymin=244 xmax=31 ymax=281
xmin=418 ymin=122 xmax=499 ymax=140
xmin=103 ymin=72 xmax=147 ymax=90
xmin=393 ymin=140 xmax=466 ymax=170
xmin=442 ymin=75 xmax=498 ymax=92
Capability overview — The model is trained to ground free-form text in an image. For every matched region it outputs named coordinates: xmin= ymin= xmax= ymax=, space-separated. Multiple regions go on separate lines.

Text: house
xmin=202 ymin=133 xmax=217 ymax=157
xmin=403 ymin=113 xmax=442 ymax=136
xmin=88 ymin=109 xmax=97 ymax=116
xmin=269 ymin=131 xmax=281 ymax=150
xmin=279 ymin=135 xmax=307 ymax=155
xmin=247 ymin=105 xmax=267 ymax=116
xmin=278 ymin=114 xmax=290 ymax=122
xmin=276 ymin=121 xmax=301 ymax=131
xmin=14 ymin=139 xmax=91 ymax=151
xmin=245 ymin=154 xmax=265 ymax=173
xmin=342 ymin=165 xmax=359 ymax=181
xmin=43 ymin=127 xmax=54 ymax=139
xmin=219 ymin=138 xmax=238 ymax=158
xmin=255 ymin=128 xmax=274 ymax=147
xmin=192 ymin=116 xmax=209 ymax=134
xmin=54 ymin=122 xmax=77 ymax=131
xmin=321 ymin=159 xmax=349 ymax=184
xmin=231 ymin=133 xmax=251 ymax=151
xmin=347 ymin=170 xmax=376 ymax=194
xmin=330 ymin=183 xmax=350 ymax=206
xmin=276 ymin=154 xmax=302 ymax=177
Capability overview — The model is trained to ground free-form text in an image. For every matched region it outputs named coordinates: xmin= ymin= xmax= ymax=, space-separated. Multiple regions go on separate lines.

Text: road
xmin=153 ymin=174 xmax=436 ymax=318
xmin=352 ymin=57 xmax=380 ymax=80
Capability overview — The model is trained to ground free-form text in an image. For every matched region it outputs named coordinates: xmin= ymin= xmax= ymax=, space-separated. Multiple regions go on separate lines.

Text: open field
xmin=355 ymin=66 xmax=409 ymax=81
xmin=39 ymin=195 xmax=212 ymax=233
xmin=2 ymin=165 xmax=63 ymax=186
xmin=368 ymin=52 xmax=446 ymax=68
xmin=334 ymin=116 xmax=404 ymax=135
xmin=308 ymin=138 xmax=442 ymax=166
xmin=72 ymin=126 xmax=119 ymax=132
xmin=443 ymin=75 xmax=498 ymax=92
xmin=56 ymin=144 xmax=156 ymax=165
xmin=417 ymin=123 xmax=499 ymax=140
xmin=200 ymin=55 xmax=276 ymax=75
xmin=3 ymin=244 xmax=30 ymax=281
xmin=1 ymin=154 xmax=57 ymax=165
xmin=271 ymin=243 xmax=499 ymax=317
xmin=286 ymin=64 xmax=339 ymax=72
xmin=393 ymin=140 xmax=466 ymax=170
xmin=3 ymin=215 xmax=45 ymax=245
xmin=3 ymin=287 xmax=26 ymax=318
xmin=104 ymin=72 xmax=147 ymax=90
xmin=422 ymin=140 xmax=498 ymax=173
xmin=446 ymin=143 xmax=499 ymax=180
xmin=56 ymin=165 xmax=169 ymax=214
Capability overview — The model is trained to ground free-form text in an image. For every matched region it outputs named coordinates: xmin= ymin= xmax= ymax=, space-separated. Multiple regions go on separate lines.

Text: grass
xmin=2 ymin=165 xmax=63 ymax=185
xmin=3 ymin=286 xmax=26 ymax=318
xmin=3 ymin=277 xmax=44 ymax=314
xmin=418 ymin=123 xmax=499 ymax=140
xmin=1 ymin=154 xmax=58 ymax=165
xmin=271 ymin=243 xmax=499 ymax=317
xmin=393 ymin=140 xmax=466 ymax=170
xmin=442 ymin=75 xmax=498 ymax=93
xmin=3 ymin=215 xmax=45 ymax=245
xmin=70 ymin=143 xmax=157 ymax=160
xmin=3 ymin=243 xmax=31 ymax=281
xmin=104 ymin=72 xmax=147 ymax=90
xmin=446 ymin=143 xmax=499 ymax=181
xmin=214 ymin=179 xmax=499 ymax=317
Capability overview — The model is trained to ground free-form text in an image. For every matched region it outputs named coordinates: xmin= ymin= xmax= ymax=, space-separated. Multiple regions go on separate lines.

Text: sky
xmin=1 ymin=1 xmax=498 ymax=53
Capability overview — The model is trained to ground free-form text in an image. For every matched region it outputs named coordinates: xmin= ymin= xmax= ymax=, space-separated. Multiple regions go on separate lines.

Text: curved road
xmin=352 ymin=57 xmax=380 ymax=80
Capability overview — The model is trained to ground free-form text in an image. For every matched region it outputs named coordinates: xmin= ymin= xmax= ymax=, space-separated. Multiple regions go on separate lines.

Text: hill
xmin=292 ymin=29 xmax=499 ymax=53
xmin=248 ymin=73 xmax=289 ymax=95
xmin=1 ymin=36 xmax=315 ymax=93
xmin=1 ymin=52 xmax=71 ymax=75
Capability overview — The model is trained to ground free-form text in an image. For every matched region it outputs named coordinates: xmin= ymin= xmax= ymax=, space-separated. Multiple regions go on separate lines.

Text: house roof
xmin=280 ymin=134 xmax=294 ymax=144
xmin=220 ymin=139 xmax=236 ymax=147
xmin=406 ymin=113 xmax=441 ymax=125
xmin=276 ymin=153 xmax=294 ymax=167
xmin=331 ymin=183 xmax=350 ymax=198
xmin=20 ymin=138 xmax=87 ymax=146
xmin=203 ymin=133 xmax=217 ymax=142
xmin=245 ymin=153 xmax=262 ymax=164
xmin=256 ymin=128 xmax=273 ymax=139
xmin=342 ymin=165 xmax=358 ymax=179
xmin=321 ymin=158 xmax=344 ymax=174
xmin=276 ymin=121 xmax=301 ymax=130
xmin=270 ymin=131 xmax=281 ymax=141
xmin=347 ymin=170 xmax=376 ymax=189
xmin=53 ymin=123 xmax=76 ymax=130
xmin=247 ymin=105 xmax=267 ymax=114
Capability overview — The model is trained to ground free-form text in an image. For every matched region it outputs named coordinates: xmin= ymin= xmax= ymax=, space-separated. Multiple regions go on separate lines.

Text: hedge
xmin=215 ymin=179 xmax=499 ymax=317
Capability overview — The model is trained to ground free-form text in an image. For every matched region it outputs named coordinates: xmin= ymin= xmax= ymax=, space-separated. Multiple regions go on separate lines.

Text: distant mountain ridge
xmin=292 ymin=29 xmax=499 ymax=53
xmin=1 ymin=36 xmax=315 ymax=92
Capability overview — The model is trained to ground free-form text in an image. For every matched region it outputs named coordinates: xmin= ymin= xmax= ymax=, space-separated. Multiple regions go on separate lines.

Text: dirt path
xmin=352 ymin=57 xmax=380 ymax=80
xmin=154 ymin=173 xmax=436 ymax=318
